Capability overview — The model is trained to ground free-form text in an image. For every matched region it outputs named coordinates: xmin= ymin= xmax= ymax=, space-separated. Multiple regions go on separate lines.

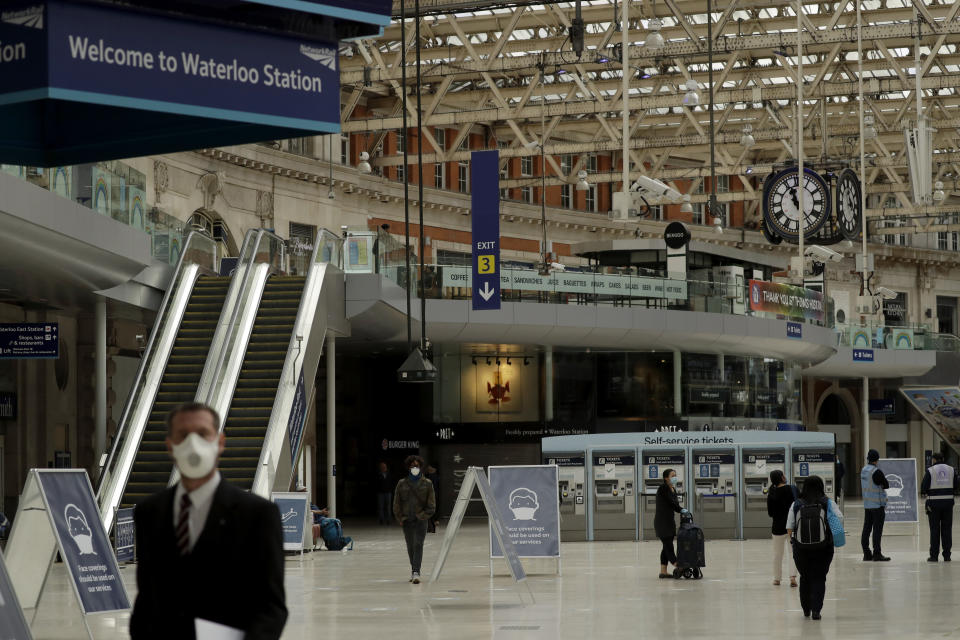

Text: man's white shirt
xmin=173 ymin=471 xmax=221 ymax=551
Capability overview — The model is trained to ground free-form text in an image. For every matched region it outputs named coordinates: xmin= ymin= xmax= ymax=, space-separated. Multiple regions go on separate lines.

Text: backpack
xmin=320 ymin=517 xmax=346 ymax=551
xmin=793 ymin=500 xmax=832 ymax=549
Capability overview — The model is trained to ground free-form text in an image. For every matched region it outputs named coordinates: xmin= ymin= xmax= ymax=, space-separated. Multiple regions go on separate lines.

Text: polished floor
xmin=26 ymin=501 xmax=960 ymax=639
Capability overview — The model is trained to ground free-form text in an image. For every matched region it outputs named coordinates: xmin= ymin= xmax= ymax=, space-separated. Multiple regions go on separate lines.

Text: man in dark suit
xmin=131 ymin=402 xmax=287 ymax=639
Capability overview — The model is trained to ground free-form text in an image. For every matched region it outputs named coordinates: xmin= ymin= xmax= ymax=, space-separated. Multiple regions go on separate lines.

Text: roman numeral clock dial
xmin=762 ymin=167 xmax=831 ymax=242
xmin=836 ymin=168 xmax=863 ymax=240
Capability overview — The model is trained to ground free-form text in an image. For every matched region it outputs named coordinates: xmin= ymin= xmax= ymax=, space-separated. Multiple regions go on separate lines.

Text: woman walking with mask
xmin=655 ymin=468 xmax=685 ymax=579
xmin=767 ymin=469 xmax=798 ymax=587
xmin=393 ymin=455 xmax=436 ymax=584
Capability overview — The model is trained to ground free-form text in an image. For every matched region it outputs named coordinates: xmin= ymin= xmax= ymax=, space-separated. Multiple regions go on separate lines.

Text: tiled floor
xmin=26 ymin=502 xmax=960 ymax=639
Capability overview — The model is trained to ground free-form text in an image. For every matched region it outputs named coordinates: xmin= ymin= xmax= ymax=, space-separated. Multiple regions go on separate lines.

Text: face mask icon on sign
xmin=64 ymin=504 xmax=97 ymax=555
xmin=508 ymin=488 xmax=540 ymax=521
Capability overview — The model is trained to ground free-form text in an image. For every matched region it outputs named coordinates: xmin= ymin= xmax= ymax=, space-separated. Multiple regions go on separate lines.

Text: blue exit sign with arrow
xmin=471 ymin=150 xmax=501 ymax=310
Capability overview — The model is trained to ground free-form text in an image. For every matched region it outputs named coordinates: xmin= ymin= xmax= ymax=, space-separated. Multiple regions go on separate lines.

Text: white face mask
xmin=171 ymin=432 xmax=220 ymax=479
xmin=410 ymin=467 xmax=421 ymax=477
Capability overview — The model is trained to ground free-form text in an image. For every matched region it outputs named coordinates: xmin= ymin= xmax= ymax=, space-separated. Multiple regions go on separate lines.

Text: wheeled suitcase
xmin=673 ymin=512 xmax=705 ymax=579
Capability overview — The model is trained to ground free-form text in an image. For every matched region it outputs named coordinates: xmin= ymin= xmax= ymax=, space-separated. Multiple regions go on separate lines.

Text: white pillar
xmin=862 ymin=376 xmax=870 ymax=460
xmin=95 ymin=297 xmax=107 ymax=477
xmin=326 ymin=334 xmax=336 ymax=517
xmin=544 ymin=346 xmax=554 ymax=422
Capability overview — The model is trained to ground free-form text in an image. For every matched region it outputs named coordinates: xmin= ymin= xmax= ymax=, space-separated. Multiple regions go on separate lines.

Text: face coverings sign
xmin=900 ymin=387 xmax=960 ymax=457
xmin=877 ymin=459 xmax=919 ymax=523
xmin=0 ymin=551 xmax=32 ymax=640
xmin=271 ymin=493 xmax=310 ymax=552
xmin=5 ymin=470 xmax=130 ymax=616
xmin=488 ymin=465 xmax=560 ymax=561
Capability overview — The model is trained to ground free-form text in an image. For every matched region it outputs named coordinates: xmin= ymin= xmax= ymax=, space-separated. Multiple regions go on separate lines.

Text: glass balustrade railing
xmin=96 ymin=231 xmax=217 ymax=527
xmin=2 ymin=161 xmax=185 ymax=264
xmin=835 ymin=322 xmax=960 ymax=353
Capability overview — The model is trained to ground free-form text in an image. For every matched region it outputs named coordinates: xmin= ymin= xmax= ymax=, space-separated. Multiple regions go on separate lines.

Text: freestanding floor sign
xmin=0 ymin=550 xmax=33 ymax=640
xmin=488 ymin=465 xmax=561 ymax=576
xmin=428 ymin=467 xmax=528 ymax=592
xmin=271 ymin=493 xmax=311 ymax=554
xmin=114 ymin=507 xmax=135 ymax=564
xmin=5 ymin=470 xmax=130 ymax=639
xmin=878 ymin=458 xmax=919 ymax=536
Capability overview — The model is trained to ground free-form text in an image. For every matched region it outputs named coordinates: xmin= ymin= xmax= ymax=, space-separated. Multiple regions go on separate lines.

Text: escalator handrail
xmin=96 ymin=231 xmax=217 ymax=526
xmin=250 ymin=228 xmax=343 ymax=496
xmin=193 ymin=229 xmax=259 ymax=407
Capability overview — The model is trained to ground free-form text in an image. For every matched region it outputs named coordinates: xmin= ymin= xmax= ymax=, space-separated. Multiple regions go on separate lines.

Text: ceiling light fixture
xmin=680 ymin=193 xmax=693 ymax=214
xmin=713 ymin=217 xmax=723 ymax=234
xmin=486 ymin=356 xmax=491 ymax=366
xmin=357 ymin=150 xmax=372 ymax=174
xmin=645 ymin=18 xmax=665 ymax=50
xmin=576 ymin=169 xmax=590 ymax=191
xmin=682 ymin=79 xmax=700 ymax=107
xmin=740 ymin=124 xmax=755 ymax=148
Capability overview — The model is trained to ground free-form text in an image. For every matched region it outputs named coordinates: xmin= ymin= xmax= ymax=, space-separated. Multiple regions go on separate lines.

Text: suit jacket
xmin=131 ymin=480 xmax=288 ymax=640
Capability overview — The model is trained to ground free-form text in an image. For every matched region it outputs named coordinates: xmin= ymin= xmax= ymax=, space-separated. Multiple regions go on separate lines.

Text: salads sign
xmin=443 ymin=268 xmax=688 ymax=299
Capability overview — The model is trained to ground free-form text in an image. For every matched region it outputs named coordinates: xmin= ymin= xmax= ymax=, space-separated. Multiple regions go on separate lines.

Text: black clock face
xmin=837 ymin=168 xmax=862 ymax=240
xmin=763 ymin=167 xmax=831 ymax=242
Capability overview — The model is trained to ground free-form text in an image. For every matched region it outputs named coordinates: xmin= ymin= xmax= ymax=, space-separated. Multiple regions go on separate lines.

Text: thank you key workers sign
xmin=471 ymin=150 xmax=501 ymax=310
xmin=489 ymin=465 xmax=560 ymax=559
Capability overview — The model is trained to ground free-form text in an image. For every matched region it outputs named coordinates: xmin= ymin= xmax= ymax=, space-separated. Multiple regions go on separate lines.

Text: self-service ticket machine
xmin=742 ymin=449 xmax=787 ymax=539
xmin=692 ymin=449 xmax=738 ymax=540
xmin=592 ymin=452 xmax=637 ymax=541
xmin=546 ymin=454 xmax=587 ymax=542
xmin=640 ymin=451 xmax=686 ymax=540
xmin=792 ymin=449 xmax=836 ymax=501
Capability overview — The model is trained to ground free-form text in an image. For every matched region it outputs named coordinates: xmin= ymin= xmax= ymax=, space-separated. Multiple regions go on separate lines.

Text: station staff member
xmin=860 ymin=449 xmax=891 ymax=562
xmin=921 ymin=452 xmax=959 ymax=562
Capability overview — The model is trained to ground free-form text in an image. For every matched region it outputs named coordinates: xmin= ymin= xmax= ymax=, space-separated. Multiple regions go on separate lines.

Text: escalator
xmin=120 ymin=276 xmax=229 ymax=507
xmin=221 ymin=275 xmax=306 ymax=491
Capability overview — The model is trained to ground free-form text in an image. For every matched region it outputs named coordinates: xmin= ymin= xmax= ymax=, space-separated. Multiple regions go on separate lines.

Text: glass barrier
xmin=1 ymin=161 xmax=185 ymax=264
xmin=289 ymin=228 xmax=343 ymax=274
xmin=835 ymin=322 xmax=956 ymax=352
xmin=96 ymin=231 xmax=217 ymax=524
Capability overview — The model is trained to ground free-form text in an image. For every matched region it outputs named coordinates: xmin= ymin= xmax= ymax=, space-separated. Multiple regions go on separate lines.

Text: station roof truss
xmin=339 ymin=0 xmax=960 ymax=235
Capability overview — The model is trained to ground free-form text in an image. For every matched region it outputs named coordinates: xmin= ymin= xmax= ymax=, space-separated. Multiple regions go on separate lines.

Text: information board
xmin=471 ymin=150 xmax=501 ymax=311
xmin=0 ymin=323 xmax=59 ymax=359
xmin=877 ymin=458 xmax=919 ymax=523
xmin=271 ymin=493 xmax=310 ymax=552
xmin=36 ymin=470 xmax=130 ymax=613
xmin=114 ymin=507 xmax=135 ymax=563
xmin=900 ymin=387 xmax=960 ymax=457
xmin=489 ymin=465 xmax=560 ymax=560
xmin=0 ymin=551 xmax=33 ymax=640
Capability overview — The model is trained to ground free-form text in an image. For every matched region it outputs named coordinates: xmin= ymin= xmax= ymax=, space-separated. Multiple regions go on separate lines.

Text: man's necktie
xmin=176 ymin=493 xmax=192 ymax=555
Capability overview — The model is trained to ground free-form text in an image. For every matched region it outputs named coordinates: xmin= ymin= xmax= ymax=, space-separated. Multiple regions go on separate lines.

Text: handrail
xmin=250 ymin=228 xmax=342 ymax=497
xmin=96 ymin=231 xmax=217 ymax=529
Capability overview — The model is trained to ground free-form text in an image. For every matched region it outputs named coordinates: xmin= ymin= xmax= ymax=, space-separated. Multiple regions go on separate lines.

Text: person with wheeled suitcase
xmin=655 ymin=468 xmax=684 ymax=579
xmin=674 ymin=511 xmax=705 ymax=579
xmin=787 ymin=475 xmax=843 ymax=620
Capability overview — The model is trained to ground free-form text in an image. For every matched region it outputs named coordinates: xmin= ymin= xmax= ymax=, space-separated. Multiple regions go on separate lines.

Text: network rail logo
xmin=2 ymin=5 xmax=43 ymax=29
xmin=300 ymin=44 xmax=337 ymax=71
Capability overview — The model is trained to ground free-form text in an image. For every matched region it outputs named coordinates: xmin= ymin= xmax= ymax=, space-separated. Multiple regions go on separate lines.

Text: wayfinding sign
xmin=114 ymin=507 xmax=135 ymax=563
xmin=471 ymin=150 xmax=501 ymax=310
xmin=489 ymin=465 xmax=560 ymax=562
xmin=0 ymin=323 xmax=59 ymax=359
xmin=271 ymin=493 xmax=311 ymax=552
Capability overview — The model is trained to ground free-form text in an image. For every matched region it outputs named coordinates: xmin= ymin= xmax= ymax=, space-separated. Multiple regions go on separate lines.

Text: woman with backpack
xmin=786 ymin=475 xmax=843 ymax=620
xmin=655 ymin=468 xmax=686 ymax=579
xmin=766 ymin=469 xmax=798 ymax=587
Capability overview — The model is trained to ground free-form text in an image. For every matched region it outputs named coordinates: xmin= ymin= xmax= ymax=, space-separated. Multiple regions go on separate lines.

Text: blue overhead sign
xmin=853 ymin=348 xmax=875 ymax=362
xmin=287 ymin=370 xmax=307 ymax=465
xmin=471 ymin=150 xmax=501 ymax=310
xmin=0 ymin=323 xmax=58 ymax=359
xmin=786 ymin=321 xmax=802 ymax=339
xmin=0 ymin=1 xmax=348 ymax=165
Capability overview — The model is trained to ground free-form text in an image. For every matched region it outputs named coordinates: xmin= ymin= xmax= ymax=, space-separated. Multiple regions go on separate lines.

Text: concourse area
xmin=27 ymin=503 xmax=960 ymax=640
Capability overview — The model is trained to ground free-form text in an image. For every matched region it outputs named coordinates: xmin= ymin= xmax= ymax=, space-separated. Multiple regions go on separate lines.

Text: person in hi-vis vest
xmin=921 ymin=452 xmax=960 ymax=562
xmin=860 ymin=449 xmax=891 ymax=562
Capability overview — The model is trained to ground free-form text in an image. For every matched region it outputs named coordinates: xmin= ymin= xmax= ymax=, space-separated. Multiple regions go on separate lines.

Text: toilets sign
xmin=471 ymin=150 xmax=501 ymax=311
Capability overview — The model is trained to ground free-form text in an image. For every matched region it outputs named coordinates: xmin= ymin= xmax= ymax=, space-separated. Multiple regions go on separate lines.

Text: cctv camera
xmin=876 ymin=286 xmax=898 ymax=300
xmin=631 ymin=175 xmax=683 ymax=200
xmin=803 ymin=245 xmax=843 ymax=263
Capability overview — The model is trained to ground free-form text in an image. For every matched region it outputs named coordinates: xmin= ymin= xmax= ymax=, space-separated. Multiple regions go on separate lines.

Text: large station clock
xmin=762 ymin=166 xmax=831 ymax=242
xmin=836 ymin=168 xmax=862 ymax=240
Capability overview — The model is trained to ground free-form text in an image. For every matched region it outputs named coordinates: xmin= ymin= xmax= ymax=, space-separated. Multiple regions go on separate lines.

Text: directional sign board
xmin=0 ymin=550 xmax=33 ymax=640
xmin=0 ymin=323 xmax=59 ymax=359
xmin=471 ymin=150 xmax=501 ymax=310
xmin=271 ymin=492 xmax=311 ymax=553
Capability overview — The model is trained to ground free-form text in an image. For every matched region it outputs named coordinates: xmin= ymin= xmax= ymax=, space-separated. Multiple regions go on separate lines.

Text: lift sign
xmin=0 ymin=323 xmax=59 ymax=359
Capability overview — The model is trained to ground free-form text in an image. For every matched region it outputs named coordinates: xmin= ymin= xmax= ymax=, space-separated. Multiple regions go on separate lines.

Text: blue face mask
xmin=670 ymin=476 xmax=679 ymax=486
